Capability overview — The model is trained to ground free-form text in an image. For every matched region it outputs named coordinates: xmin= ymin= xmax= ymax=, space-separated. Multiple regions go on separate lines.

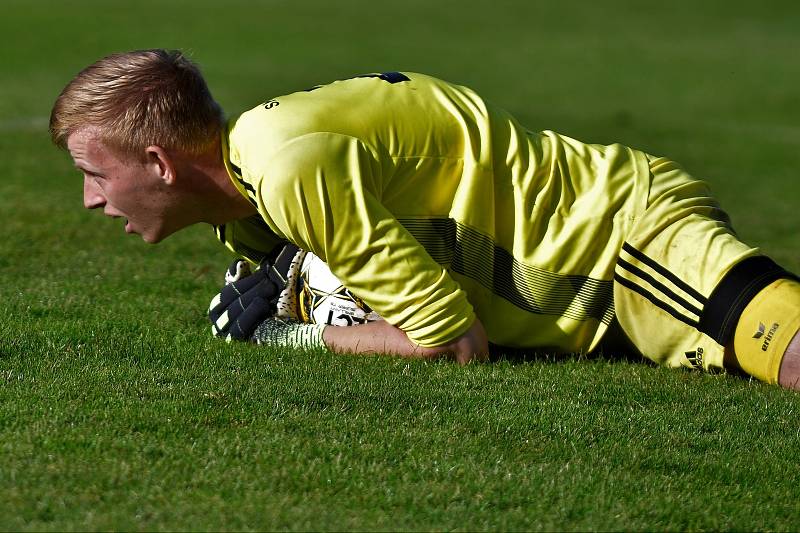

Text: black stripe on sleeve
xmin=614 ymin=273 xmax=699 ymax=328
xmin=616 ymin=257 xmax=703 ymax=318
xmin=229 ymin=161 xmax=257 ymax=196
xmin=215 ymin=223 xmax=226 ymax=245
xmin=698 ymin=256 xmax=798 ymax=345
xmin=398 ymin=217 xmax=615 ymax=324
xmin=622 ymin=243 xmax=707 ymax=304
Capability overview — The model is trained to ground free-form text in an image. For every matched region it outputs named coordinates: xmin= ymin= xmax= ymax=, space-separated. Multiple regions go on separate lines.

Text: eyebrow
xmin=74 ymin=164 xmax=102 ymax=176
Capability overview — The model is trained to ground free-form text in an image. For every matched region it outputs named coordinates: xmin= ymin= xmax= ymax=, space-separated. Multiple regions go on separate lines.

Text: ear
xmin=144 ymin=145 xmax=177 ymax=186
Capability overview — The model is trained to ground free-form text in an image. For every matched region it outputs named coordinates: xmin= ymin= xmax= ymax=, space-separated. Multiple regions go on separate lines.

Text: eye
xmin=84 ymin=173 xmax=105 ymax=188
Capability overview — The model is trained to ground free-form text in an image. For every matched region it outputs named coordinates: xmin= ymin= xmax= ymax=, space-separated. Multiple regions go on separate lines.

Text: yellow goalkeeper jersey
xmin=216 ymin=72 xmax=651 ymax=351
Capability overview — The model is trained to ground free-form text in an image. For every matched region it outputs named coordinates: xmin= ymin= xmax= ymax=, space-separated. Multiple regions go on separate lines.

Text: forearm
xmin=322 ymin=317 xmax=489 ymax=364
xmin=207 ymin=250 xmax=490 ymax=363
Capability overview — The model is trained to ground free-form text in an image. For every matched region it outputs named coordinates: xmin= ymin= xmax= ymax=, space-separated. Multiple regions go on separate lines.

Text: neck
xmin=177 ymin=141 xmax=258 ymax=225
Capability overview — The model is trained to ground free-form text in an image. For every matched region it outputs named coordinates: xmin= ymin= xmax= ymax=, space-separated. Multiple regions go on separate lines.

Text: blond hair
xmin=50 ymin=49 xmax=224 ymax=156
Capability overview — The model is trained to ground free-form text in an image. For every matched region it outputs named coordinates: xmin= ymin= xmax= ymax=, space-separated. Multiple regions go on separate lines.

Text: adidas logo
xmin=684 ymin=347 xmax=704 ymax=370
xmin=752 ymin=322 xmax=765 ymax=339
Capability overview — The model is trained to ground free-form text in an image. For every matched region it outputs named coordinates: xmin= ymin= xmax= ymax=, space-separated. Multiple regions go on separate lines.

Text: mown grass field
xmin=1 ymin=0 xmax=799 ymax=530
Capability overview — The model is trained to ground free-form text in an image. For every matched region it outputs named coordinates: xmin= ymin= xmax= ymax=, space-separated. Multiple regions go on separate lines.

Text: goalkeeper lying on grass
xmin=50 ymin=49 xmax=800 ymax=388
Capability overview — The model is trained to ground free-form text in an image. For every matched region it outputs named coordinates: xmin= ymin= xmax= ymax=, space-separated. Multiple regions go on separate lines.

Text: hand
xmin=208 ymin=244 xmax=304 ymax=341
xmin=208 ymin=258 xmax=280 ymax=341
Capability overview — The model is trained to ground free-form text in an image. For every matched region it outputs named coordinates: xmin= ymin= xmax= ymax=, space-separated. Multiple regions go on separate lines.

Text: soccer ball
xmin=297 ymin=253 xmax=382 ymax=326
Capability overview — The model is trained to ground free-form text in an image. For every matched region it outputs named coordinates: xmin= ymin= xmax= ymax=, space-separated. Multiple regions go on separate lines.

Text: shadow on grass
xmin=487 ymin=320 xmax=758 ymax=388
xmin=488 ymin=318 xmax=651 ymax=367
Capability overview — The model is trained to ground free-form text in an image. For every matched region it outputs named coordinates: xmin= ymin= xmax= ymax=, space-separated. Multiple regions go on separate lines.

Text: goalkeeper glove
xmin=208 ymin=259 xmax=279 ymax=341
xmin=208 ymin=245 xmax=325 ymax=350
xmin=208 ymin=244 xmax=302 ymax=341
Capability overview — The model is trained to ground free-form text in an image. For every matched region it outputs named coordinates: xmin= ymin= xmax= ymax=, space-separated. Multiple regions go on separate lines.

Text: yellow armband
xmin=732 ymin=278 xmax=800 ymax=384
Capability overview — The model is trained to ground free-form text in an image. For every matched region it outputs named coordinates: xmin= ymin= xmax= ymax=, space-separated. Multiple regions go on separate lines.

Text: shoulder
xmin=227 ymin=86 xmax=366 ymax=174
xmin=228 ymin=100 xmax=318 ymax=156
xmin=264 ymin=132 xmax=383 ymax=192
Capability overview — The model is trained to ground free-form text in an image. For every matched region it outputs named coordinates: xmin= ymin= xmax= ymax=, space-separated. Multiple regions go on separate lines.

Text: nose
xmin=83 ymin=176 xmax=105 ymax=209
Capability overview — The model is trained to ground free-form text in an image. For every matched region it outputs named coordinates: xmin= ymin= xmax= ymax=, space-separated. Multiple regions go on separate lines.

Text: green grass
xmin=2 ymin=0 xmax=800 ymax=530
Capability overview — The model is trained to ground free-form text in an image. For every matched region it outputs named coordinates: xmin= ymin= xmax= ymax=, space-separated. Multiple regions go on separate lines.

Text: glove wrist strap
xmin=252 ymin=319 xmax=326 ymax=350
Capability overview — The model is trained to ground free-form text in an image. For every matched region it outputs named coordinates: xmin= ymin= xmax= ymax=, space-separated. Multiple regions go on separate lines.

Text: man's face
xmin=67 ymin=127 xmax=181 ymax=243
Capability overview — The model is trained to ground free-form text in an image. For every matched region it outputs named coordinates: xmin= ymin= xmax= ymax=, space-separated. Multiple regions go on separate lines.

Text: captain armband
xmin=732 ymin=278 xmax=800 ymax=384
xmin=696 ymin=256 xmax=800 ymax=384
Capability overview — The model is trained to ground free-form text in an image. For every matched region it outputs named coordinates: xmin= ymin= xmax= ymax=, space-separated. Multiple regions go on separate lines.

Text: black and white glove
xmin=207 ymin=245 xmax=325 ymax=348
xmin=208 ymin=258 xmax=280 ymax=341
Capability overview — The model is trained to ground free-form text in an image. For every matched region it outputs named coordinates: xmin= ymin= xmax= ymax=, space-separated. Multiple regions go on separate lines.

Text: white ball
xmin=297 ymin=253 xmax=382 ymax=326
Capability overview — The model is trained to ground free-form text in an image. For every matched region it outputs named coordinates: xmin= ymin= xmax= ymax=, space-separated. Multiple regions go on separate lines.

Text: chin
xmin=139 ymin=227 xmax=167 ymax=244
xmin=142 ymin=223 xmax=185 ymax=244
